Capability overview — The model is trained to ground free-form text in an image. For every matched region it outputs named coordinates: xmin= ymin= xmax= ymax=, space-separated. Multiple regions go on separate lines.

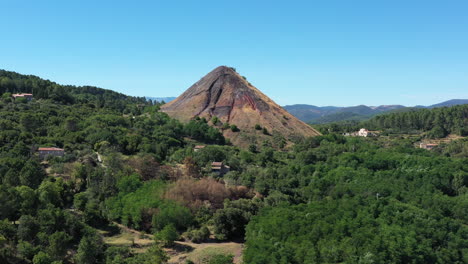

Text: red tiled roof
xmin=38 ymin=147 xmax=64 ymax=151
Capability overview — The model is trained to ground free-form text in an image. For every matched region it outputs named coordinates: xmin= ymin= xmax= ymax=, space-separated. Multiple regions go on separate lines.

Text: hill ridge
xmin=284 ymin=99 xmax=468 ymax=123
xmin=161 ymin=66 xmax=320 ymax=147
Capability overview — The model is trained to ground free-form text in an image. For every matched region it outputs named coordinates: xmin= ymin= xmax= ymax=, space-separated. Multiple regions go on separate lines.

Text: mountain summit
xmin=161 ymin=66 xmax=320 ymax=146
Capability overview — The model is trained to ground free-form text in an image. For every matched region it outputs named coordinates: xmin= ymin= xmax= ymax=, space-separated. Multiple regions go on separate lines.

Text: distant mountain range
xmin=146 ymin=96 xmax=176 ymax=103
xmin=147 ymin=95 xmax=468 ymax=124
xmin=284 ymin=99 xmax=468 ymax=124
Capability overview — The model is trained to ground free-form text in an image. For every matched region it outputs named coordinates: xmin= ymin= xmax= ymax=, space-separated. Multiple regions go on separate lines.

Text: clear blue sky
xmin=1 ymin=0 xmax=467 ymax=106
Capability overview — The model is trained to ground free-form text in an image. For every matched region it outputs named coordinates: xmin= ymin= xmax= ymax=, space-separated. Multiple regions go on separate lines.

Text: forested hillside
xmin=284 ymin=100 xmax=467 ymax=124
xmin=362 ymin=105 xmax=468 ymax=137
xmin=0 ymin=70 xmax=467 ymax=264
xmin=0 ymin=70 xmax=226 ymax=263
xmin=0 ymin=70 xmax=147 ymax=110
xmin=316 ymin=104 xmax=468 ymax=138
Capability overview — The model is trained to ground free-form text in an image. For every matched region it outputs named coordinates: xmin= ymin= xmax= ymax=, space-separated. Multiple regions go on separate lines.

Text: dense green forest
xmin=316 ymin=104 xmax=468 ymax=137
xmin=363 ymin=105 xmax=468 ymax=137
xmin=0 ymin=70 xmax=467 ymax=264
xmin=0 ymin=70 xmax=147 ymax=110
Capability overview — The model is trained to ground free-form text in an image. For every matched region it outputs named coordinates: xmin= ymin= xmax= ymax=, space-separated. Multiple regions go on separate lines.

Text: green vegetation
xmin=316 ymin=104 xmax=468 ymax=138
xmin=230 ymin=125 xmax=239 ymax=132
xmin=211 ymin=116 xmax=219 ymax=125
xmin=0 ymin=70 xmax=466 ymax=263
xmin=364 ymin=104 xmax=468 ymax=137
xmin=154 ymin=224 xmax=178 ymax=247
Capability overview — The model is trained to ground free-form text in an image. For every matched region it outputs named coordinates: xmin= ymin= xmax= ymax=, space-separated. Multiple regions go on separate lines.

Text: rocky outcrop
xmin=161 ymin=66 xmax=320 ymax=147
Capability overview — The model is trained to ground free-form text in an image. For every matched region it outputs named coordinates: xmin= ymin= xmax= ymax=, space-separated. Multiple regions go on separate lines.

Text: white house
xmin=358 ymin=128 xmax=369 ymax=137
xmin=12 ymin=93 xmax=33 ymax=101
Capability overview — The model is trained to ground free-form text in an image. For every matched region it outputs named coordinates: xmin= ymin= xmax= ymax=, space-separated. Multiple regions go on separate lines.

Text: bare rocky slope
xmin=161 ymin=66 xmax=320 ymax=147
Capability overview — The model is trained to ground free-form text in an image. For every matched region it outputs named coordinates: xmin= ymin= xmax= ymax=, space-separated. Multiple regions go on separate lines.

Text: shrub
xmin=230 ymin=125 xmax=239 ymax=132
xmin=207 ymin=254 xmax=234 ymax=264
xmin=184 ymin=226 xmax=210 ymax=243
xmin=164 ymin=178 xmax=230 ymax=210
xmin=73 ymin=193 xmax=88 ymax=211
xmin=248 ymin=144 xmax=257 ymax=153
xmin=155 ymin=224 xmax=178 ymax=247
xmin=211 ymin=116 xmax=219 ymax=125
xmin=151 ymin=202 xmax=193 ymax=231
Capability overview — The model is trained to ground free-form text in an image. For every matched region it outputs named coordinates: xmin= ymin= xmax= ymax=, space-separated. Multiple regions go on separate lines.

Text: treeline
xmin=363 ymin=105 xmax=468 ymax=137
xmin=315 ymin=104 xmax=468 ymax=138
xmin=0 ymin=69 xmax=148 ymax=111
xmin=0 ymin=101 xmax=225 ymax=161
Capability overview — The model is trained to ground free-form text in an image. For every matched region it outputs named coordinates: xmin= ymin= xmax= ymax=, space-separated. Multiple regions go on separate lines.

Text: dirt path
xmin=103 ymin=221 xmax=243 ymax=263
xmin=168 ymin=240 xmax=243 ymax=264
xmin=111 ymin=221 xmax=153 ymax=239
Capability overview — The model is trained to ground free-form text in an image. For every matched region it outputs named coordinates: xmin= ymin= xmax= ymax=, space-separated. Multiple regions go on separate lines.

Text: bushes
xmin=116 ymin=173 xmax=142 ymax=194
xmin=206 ymin=254 xmax=234 ymax=264
xmin=183 ymin=226 xmax=210 ymax=243
xmin=184 ymin=119 xmax=225 ymax=144
xmin=212 ymin=208 xmax=246 ymax=240
xmin=152 ymin=202 xmax=193 ymax=232
xmin=73 ymin=192 xmax=88 ymax=211
xmin=212 ymin=199 xmax=261 ymax=240
xmin=230 ymin=125 xmax=239 ymax=132
xmin=105 ymin=180 xmax=167 ymax=230
xmin=154 ymin=224 xmax=178 ymax=247
xmin=75 ymin=230 xmax=104 ymax=264
xmin=164 ymin=178 xmax=230 ymax=210
xmin=106 ymin=179 xmax=195 ymax=232
xmin=164 ymin=178 xmax=253 ymax=210
xmin=211 ymin=116 xmax=219 ymax=125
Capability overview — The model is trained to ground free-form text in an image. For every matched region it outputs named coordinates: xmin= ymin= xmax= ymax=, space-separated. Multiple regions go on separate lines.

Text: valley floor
xmin=97 ymin=221 xmax=244 ymax=264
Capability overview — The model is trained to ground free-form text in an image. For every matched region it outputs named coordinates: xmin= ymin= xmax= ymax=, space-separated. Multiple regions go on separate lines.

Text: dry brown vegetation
xmin=183 ymin=156 xmax=202 ymax=178
xmin=164 ymin=178 xmax=254 ymax=210
xmin=126 ymin=155 xmax=161 ymax=180
xmin=126 ymin=155 xmax=185 ymax=181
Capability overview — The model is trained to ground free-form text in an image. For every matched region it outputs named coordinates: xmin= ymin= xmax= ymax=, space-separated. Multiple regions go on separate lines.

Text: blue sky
xmin=1 ymin=0 xmax=467 ymax=106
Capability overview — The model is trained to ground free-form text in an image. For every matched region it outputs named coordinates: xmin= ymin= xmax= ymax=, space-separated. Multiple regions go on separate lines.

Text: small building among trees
xmin=345 ymin=128 xmax=379 ymax=137
xmin=419 ymin=143 xmax=438 ymax=150
xmin=38 ymin=147 xmax=65 ymax=159
xmin=211 ymin=162 xmax=230 ymax=176
xmin=194 ymin=145 xmax=205 ymax=152
xmin=12 ymin=93 xmax=33 ymax=101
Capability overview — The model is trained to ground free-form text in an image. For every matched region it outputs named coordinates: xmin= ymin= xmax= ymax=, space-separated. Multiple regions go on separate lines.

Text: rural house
xmin=12 ymin=93 xmax=33 ymax=101
xmin=194 ymin=145 xmax=205 ymax=152
xmin=358 ymin=128 xmax=370 ymax=137
xmin=38 ymin=147 xmax=65 ymax=159
xmin=211 ymin=161 xmax=230 ymax=176
xmin=419 ymin=143 xmax=438 ymax=150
